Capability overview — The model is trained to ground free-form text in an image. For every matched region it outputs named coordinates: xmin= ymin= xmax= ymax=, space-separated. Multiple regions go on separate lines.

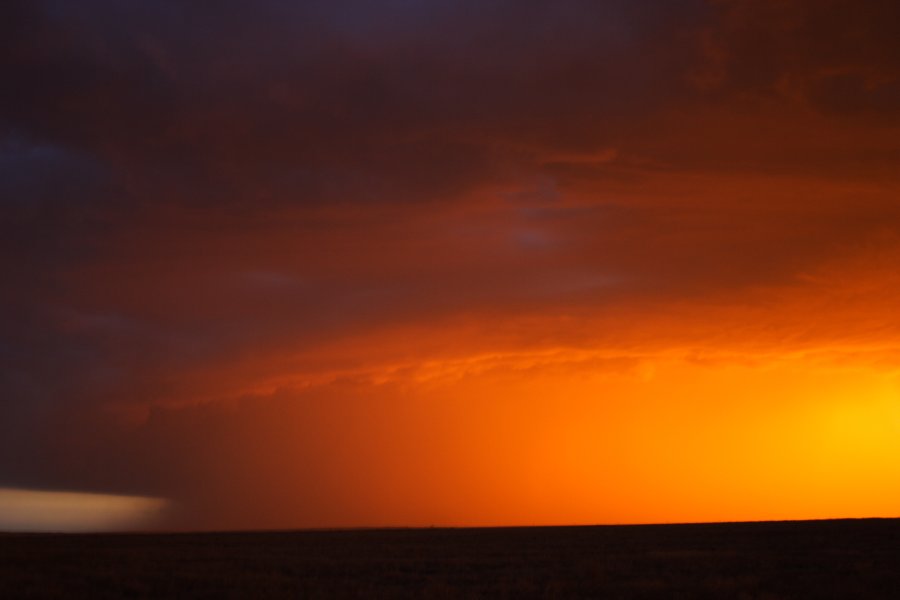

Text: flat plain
xmin=1 ymin=519 xmax=898 ymax=599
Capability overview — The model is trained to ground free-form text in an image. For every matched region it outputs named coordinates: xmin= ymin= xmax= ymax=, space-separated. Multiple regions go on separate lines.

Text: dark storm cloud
xmin=1 ymin=0 xmax=710 ymax=208
xmin=701 ymin=0 xmax=900 ymax=118
xmin=0 ymin=0 xmax=709 ymax=414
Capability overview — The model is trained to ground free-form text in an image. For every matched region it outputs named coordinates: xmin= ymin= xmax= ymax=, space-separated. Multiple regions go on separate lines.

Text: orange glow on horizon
xmin=131 ymin=347 xmax=899 ymax=531
xmin=101 ymin=233 xmax=900 ymax=531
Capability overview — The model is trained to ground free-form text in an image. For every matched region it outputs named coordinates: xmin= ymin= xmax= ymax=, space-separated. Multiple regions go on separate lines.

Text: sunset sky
xmin=3 ymin=0 xmax=900 ymax=531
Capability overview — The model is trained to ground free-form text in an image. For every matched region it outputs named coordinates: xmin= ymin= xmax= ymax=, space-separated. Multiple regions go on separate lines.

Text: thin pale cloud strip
xmin=0 ymin=488 xmax=169 ymax=532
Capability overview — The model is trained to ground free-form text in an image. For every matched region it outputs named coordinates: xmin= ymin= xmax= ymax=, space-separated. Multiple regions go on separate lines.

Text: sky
xmin=2 ymin=0 xmax=900 ymax=531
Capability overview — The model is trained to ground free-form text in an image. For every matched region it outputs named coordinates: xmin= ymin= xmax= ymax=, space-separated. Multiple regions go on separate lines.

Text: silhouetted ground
xmin=1 ymin=519 xmax=899 ymax=598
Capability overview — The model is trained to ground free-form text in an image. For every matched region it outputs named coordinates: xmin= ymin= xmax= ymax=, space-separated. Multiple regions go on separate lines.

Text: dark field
xmin=2 ymin=519 xmax=899 ymax=599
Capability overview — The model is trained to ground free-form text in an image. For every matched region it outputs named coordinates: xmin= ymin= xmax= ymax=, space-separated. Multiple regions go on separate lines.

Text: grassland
xmin=1 ymin=518 xmax=898 ymax=598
